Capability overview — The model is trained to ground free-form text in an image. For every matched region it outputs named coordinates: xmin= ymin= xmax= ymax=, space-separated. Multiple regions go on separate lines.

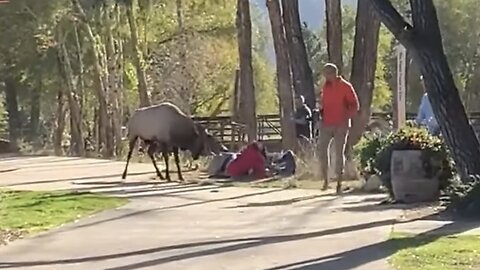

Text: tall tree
xmin=371 ymin=0 xmax=480 ymax=177
xmin=325 ymin=0 xmax=343 ymax=72
xmin=58 ymin=37 xmax=85 ymax=156
xmin=104 ymin=2 xmax=123 ymax=156
xmin=175 ymin=0 xmax=191 ymax=113
xmin=236 ymin=0 xmax=257 ymax=142
xmin=125 ymin=0 xmax=150 ymax=108
xmin=53 ymin=89 xmax=67 ymax=156
xmin=281 ymin=0 xmax=316 ymax=109
xmin=345 ymin=1 xmax=381 ymax=164
xmin=267 ymin=0 xmax=296 ymax=149
xmin=4 ymin=75 xmax=19 ymax=148
xmin=71 ymin=0 xmax=112 ymax=158
xmin=29 ymin=68 xmax=41 ymax=143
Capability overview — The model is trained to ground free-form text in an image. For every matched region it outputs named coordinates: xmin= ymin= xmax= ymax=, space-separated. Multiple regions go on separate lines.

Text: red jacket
xmin=320 ymin=77 xmax=360 ymax=127
xmin=226 ymin=143 xmax=267 ymax=179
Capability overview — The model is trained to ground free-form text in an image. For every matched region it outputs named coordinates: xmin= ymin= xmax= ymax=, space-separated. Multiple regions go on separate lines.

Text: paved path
xmin=0 ymin=155 xmax=468 ymax=270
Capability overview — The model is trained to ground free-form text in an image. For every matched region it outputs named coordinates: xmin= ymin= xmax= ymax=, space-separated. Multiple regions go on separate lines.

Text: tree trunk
xmin=93 ymin=108 xmax=99 ymax=153
xmin=232 ymin=69 xmax=241 ymax=120
xmin=4 ymin=77 xmax=20 ymax=149
xmin=267 ymin=0 xmax=297 ymax=150
xmin=232 ymin=69 xmax=242 ymax=147
xmin=281 ymin=0 xmax=316 ymax=109
xmin=29 ymin=76 xmax=41 ymax=143
xmin=114 ymin=39 xmax=125 ymax=156
xmin=325 ymin=0 xmax=343 ymax=73
xmin=105 ymin=3 xmax=123 ymax=156
xmin=345 ymin=1 xmax=381 ymax=161
xmin=371 ymin=0 xmax=480 ymax=177
xmin=53 ymin=89 xmax=66 ymax=156
xmin=59 ymin=42 xmax=85 ymax=157
xmin=138 ymin=0 xmax=151 ymax=56
xmin=72 ymin=0 xmax=111 ymax=158
xmin=126 ymin=2 xmax=150 ymax=108
xmin=236 ymin=0 xmax=257 ymax=142
xmin=73 ymin=23 xmax=85 ymax=111
xmin=175 ymin=0 xmax=191 ymax=113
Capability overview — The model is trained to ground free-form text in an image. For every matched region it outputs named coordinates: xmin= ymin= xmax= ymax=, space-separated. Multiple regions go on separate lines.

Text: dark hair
xmin=295 ymin=95 xmax=305 ymax=103
xmin=323 ymin=63 xmax=339 ymax=74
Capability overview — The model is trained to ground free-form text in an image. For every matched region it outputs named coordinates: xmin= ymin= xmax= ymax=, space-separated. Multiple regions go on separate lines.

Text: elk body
xmin=122 ymin=102 xmax=226 ymax=181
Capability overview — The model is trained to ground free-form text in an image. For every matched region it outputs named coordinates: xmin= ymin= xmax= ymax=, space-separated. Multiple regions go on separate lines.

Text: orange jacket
xmin=320 ymin=77 xmax=360 ymax=127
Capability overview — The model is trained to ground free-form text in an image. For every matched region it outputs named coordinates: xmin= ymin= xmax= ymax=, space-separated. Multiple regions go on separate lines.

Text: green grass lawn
xmin=390 ymin=232 xmax=480 ymax=270
xmin=0 ymin=190 xmax=127 ymax=234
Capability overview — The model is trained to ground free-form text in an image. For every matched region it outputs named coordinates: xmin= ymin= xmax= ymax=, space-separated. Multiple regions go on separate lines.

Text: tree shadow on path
xmin=0 ymin=218 xmax=397 ymax=269
xmin=264 ymin=220 xmax=480 ymax=270
xmin=2 ymin=216 xmax=474 ymax=270
xmin=61 ymin=188 xmax=284 ymax=231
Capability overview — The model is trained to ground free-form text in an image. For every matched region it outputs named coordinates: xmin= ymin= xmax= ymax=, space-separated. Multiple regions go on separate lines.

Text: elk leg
xmin=122 ymin=137 xmax=137 ymax=180
xmin=173 ymin=146 xmax=184 ymax=181
xmin=161 ymin=144 xmax=171 ymax=182
xmin=147 ymin=143 xmax=164 ymax=180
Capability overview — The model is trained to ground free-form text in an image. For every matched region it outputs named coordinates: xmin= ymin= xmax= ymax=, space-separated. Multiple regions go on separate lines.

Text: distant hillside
xmin=251 ymin=0 xmax=356 ymax=30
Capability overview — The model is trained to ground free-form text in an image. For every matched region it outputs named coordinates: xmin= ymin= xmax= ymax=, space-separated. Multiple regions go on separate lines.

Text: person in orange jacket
xmin=318 ymin=63 xmax=360 ymax=193
xmin=226 ymin=141 xmax=267 ymax=180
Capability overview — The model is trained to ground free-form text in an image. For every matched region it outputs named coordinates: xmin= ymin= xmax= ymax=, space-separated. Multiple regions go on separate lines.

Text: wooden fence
xmin=194 ymin=112 xmax=480 ymax=150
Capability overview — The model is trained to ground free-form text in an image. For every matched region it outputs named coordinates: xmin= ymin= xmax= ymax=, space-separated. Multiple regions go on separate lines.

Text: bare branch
xmin=156 ymin=25 xmax=235 ymax=47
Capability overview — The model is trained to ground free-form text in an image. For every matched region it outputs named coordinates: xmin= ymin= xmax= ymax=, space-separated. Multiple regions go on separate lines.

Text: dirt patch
xmin=0 ymin=229 xmax=25 ymax=246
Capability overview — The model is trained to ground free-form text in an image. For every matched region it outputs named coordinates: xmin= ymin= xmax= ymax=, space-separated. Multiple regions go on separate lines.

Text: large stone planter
xmin=391 ymin=150 xmax=440 ymax=203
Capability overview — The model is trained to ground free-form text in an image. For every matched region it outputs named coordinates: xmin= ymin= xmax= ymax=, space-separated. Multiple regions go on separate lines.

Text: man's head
xmin=323 ymin=63 xmax=339 ymax=82
xmin=420 ymin=75 xmax=426 ymax=92
xmin=295 ymin=95 xmax=305 ymax=107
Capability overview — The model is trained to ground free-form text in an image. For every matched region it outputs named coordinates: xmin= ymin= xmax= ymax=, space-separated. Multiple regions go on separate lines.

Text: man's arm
xmin=293 ymin=108 xmax=307 ymax=125
xmin=344 ymin=83 xmax=360 ymax=119
xmin=319 ymin=87 xmax=324 ymax=118
xmin=305 ymin=106 xmax=312 ymax=121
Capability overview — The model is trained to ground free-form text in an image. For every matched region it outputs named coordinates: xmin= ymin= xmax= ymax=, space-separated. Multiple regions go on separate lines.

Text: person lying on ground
xmin=226 ymin=141 xmax=268 ymax=181
xmin=270 ymin=150 xmax=296 ymax=177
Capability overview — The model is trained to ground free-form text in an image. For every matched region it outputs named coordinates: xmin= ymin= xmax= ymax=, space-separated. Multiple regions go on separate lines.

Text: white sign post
xmin=395 ymin=44 xmax=407 ymax=129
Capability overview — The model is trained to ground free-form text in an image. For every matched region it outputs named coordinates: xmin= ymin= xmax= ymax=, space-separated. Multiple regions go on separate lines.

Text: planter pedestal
xmin=391 ymin=150 xmax=439 ymax=203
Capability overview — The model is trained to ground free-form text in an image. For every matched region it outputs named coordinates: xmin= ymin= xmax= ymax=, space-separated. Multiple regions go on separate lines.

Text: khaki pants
xmin=318 ymin=124 xmax=349 ymax=183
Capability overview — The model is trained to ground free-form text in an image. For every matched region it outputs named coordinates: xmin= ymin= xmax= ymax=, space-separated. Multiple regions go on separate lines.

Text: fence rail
xmin=193 ymin=112 xmax=480 ymax=150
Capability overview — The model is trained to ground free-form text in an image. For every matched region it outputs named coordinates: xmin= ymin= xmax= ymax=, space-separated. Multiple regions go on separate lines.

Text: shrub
xmin=444 ymin=175 xmax=480 ymax=217
xmin=354 ymin=132 xmax=385 ymax=177
xmin=355 ymin=121 xmax=455 ymax=196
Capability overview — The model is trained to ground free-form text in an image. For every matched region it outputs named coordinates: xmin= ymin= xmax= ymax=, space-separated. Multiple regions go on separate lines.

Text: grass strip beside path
xmin=0 ymin=190 xmax=126 ymax=243
xmin=390 ymin=232 xmax=480 ymax=270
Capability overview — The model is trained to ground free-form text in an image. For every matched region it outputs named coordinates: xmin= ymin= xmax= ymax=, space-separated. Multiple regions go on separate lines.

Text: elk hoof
xmin=336 ymin=184 xmax=343 ymax=195
xmin=321 ymin=182 xmax=329 ymax=191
